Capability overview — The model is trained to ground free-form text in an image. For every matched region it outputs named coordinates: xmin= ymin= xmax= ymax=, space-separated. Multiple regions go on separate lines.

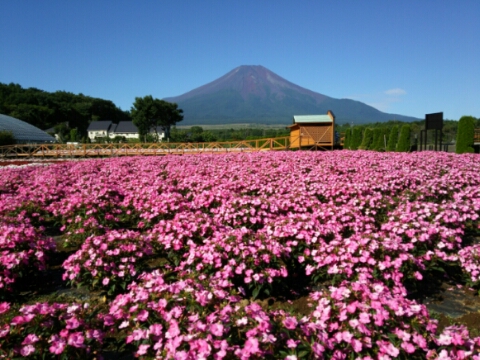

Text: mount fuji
xmin=165 ymin=65 xmax=419 ymax=125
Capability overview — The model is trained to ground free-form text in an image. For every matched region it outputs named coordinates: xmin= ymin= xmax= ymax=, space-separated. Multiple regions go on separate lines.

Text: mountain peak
xmin=164 ymin=65 xmax=419 ymax=125
xmin=168 ymin=65 xmax=329 ymax=103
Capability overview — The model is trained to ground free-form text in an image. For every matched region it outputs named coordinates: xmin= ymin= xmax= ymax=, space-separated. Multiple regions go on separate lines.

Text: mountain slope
xmin=165 ymin=65 xmax=419 ymax=125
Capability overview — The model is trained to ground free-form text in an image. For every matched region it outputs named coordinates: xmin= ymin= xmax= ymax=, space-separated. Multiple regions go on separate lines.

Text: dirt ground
xmin=0 ymin=160 xmax=69 ymax=167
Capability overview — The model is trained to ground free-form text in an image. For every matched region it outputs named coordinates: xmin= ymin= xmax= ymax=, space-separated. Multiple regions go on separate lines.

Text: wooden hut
xmin=288 ymin=111 xmax=335 ymax=149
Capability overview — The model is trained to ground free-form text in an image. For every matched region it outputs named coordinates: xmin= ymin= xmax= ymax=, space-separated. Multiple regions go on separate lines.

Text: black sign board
xmin=425 ymin=112 xmax=443 ymax=130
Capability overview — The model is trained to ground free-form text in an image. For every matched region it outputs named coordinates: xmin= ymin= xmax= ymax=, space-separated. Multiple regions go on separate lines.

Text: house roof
xmin=87 ymin=121 xmax=113 ymax=131
xmin=113 ymin=121 xmax=138 ymax=133
xmin=293 ymin=115 xmax=333 ymax=124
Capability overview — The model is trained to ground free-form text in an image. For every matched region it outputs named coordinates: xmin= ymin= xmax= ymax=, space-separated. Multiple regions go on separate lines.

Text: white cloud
xmin=345 ymin=88 xmax=408 ymax=112
xmin=385 ymin=88 xmax=406 ymax=96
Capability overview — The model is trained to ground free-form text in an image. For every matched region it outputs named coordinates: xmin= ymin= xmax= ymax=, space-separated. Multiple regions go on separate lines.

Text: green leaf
xmin=298 ymin=350 xmax=309 ymax=358
xmin=108 ymin=284 xmax=116 ymax=295
xmin=252 ymin=286 xmax=261 ymax=300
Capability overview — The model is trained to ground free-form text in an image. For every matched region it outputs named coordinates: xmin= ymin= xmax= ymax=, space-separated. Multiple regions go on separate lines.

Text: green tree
xmin=386 ymin=125 xmax=399 ymax=151
xmin=202 ymin=131 xmax=217 ymax=142
xmin=0 ymin=82 xmax=130 ymax=139
xmin=131 ymin=96 xmax=183 ymax=141
xmin=455 ymin=116 xmax=476 ymax=154
xmin=52 ymin=122 xmax=70 ymax=143
xmin=371 ymin=128 xmax=382 ymax=151
xmin=343 ymin=128 xmax=351 ymax=149
xmin=350 ymin=127 xmax=363 ymax=150
xmin=0 ymin=130 xmax=16 ymax=146
xmin=359 ymin=128 xmax=373 ymax=150
xmin=396 ymin=124 xmax=411 ymax=152
xmin=69 ymin=128 xmax=78 ymax=142
xmin=170 ymin=127 xmax=189 ymax=142
xmin=371 ymin=128 xmax=389 ymax=151
xmin=189 ymin=126 xmax=205 ymax=142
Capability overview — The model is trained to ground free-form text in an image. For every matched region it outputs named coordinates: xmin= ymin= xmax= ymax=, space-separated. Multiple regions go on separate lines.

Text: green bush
xmin=396 ymin=124 xmax=411 ymax=152
xmin=386 ymin=125 xmax=399 ymax=151
xmin=349 ymin=127 xmax=363 ymax=150
xmin=455 ymin=116 xmax=475 ymax=154
xmin=0 ymin=131 xmax=16 ymax=146
xmin=359 ymin=128 xmax=373 ymax=150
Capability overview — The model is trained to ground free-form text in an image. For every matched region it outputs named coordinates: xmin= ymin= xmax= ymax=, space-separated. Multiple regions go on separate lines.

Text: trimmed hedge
xmin=359 ymin=128 xmax=373 ymax=150
xmin=343 ymin=128 xmax=351 ymax=149
xmin=456 ymin=116 xmax=475 ymax=154
xmin=372 ymin=128 xmax=384 ymax=151
xmin=396 ymin=124 xmax=411 ymax=152
xmin=387 ymin=125 xmax=399 ymax=151
xmin=350 ymin=127 xmax=363 ymax=150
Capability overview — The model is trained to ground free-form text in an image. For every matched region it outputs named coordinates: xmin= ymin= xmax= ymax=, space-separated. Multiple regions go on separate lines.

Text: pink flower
xmin=0 ymin=302 xmax=10 ymax=314
xmin=346 ymin=301 xmax=358 ymax=313
xmin=312 ymin=342 xmax=325 ymax=355
xmin=413 ymin=271 xmax=423 ymax=280
xmin=401 ymin=341 xmax=415 ymax=354
xmin=166 ymin=319 xmax=180 ymax=339
xmin=413 ymin=334 xmax=427 ymax=349
xmin=67 ymin=332 xmax=85 ymax=348
xmin=385 ymin=342 xmax=400 ymax=357
xmin=283 ymin=316 xmax=298 ymax=330
xmin=20 ymin=344 xmax=35 ymax=356
xmin=11 ymin=315 xmax=26 ymax=326
xmin=22 ymin=333 xmax=39 ymax=345
xmin=340 ymin=331 xmax=352 ymax=343
xmin=119 ymin=320 xmax=130 ymax=329
xmin=287 ymin=339 xmax=298 ymax=348
xmin=136 ymin=309 xmax=149 ymax=322
xmin=0 ymin=325 xmax=10 ymax=338
xmin=49 ymin=336 xmax=66 ymax=355
xmin=65 ymin=316 xmax=81 ymax=329
xmin=351 ymin=338 xmax=362 ymax=352
xmin=210 ymin=323 xmax=224 ymax=337
xmin=359 ymin=312 xmax=370 ymax=324
xmin=236 ymin=317 xmax=248 ymax=326
xmin=136 ymin=344 xmax=150 ymax=356
xmin=243 ymin=337 xmax=260 ymax=355
xmin=174 ymin=350 xmax=188 ymax=360
xmin=437 ymin=333 xmax=452 ymax=346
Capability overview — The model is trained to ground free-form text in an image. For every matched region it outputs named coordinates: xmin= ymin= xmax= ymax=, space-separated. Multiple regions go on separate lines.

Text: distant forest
xmin=1 ymin=82 xmax=477 ymax=144
xmin=0 ymin=82 xmax=130 ymax=137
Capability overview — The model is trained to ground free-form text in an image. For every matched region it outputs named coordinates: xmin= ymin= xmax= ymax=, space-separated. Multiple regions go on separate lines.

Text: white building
xmin=87 ymin=121 xmax=113 ymax=142
xmin=87 ymin=121 xmax=165 ymax=142
xmin=109 ymin=121 xmax=140 ymax=140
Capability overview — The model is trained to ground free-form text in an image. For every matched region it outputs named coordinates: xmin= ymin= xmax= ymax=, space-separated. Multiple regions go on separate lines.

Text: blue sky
xmin=1 ymin=1 xmax=479 ymax=120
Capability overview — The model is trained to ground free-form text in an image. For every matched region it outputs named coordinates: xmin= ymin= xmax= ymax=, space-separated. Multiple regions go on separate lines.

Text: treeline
xmin=0 ymin=82 xmax=130 ymax=136
xmin=343 ymin=124 xmax=412 ymax=152
xmin=337 ymin=118 xmax=478 ymax=146
xmin=0 ymin=82 xmax=291 ymax=143
xmin=169 ymin=126 xmax=289 ymax=143
xmin=342 ymin=116 xmax=479 ymax=153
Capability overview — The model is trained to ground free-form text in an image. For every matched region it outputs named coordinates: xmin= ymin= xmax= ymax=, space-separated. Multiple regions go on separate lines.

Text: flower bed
xmin=0 ymin=151 xmax=479 ymax=359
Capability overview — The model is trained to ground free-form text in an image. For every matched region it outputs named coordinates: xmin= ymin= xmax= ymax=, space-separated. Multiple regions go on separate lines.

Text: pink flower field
xmin=0 ymin=150 xmax=480 ymax=359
